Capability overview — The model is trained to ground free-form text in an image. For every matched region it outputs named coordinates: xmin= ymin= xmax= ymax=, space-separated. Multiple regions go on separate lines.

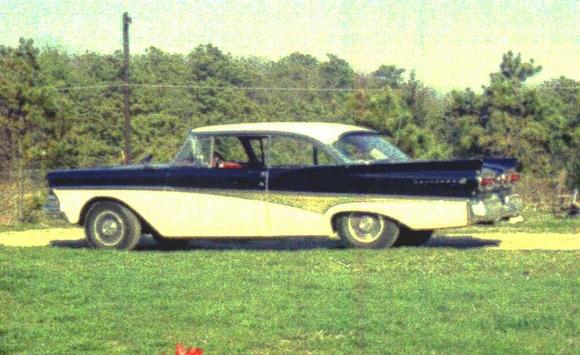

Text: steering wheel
xmin=212 ymin=151 xmax=225 ymax=168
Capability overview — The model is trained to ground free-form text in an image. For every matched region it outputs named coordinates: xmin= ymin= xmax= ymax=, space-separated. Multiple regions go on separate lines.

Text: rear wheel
xmin=394 ymin=229 xmax=433 ymax=247
xmin=336 ymin=213 xmax=399 ymax=249
xmin=84 ymin=201 xmax=142 ymax=250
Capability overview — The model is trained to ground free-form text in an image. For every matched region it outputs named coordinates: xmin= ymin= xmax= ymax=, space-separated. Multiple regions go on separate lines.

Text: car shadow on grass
xmin=425 ymin=235 xmax=500 ymax=249
xmin=49 ymin=234 xmax=500 ymax=251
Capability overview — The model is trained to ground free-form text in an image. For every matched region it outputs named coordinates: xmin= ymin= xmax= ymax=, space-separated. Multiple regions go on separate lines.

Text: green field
xmin=0 ymin=243 xmax=577 ymax=354
xmin=0 ymin=210 xmax=578 ymax=353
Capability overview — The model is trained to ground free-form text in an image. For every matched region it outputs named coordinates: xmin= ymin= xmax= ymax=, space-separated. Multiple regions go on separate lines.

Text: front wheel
xmin=85 ymin=201 xmax=142 ymax=250
xmin=336 ymin=213 xmax=399 ymax=249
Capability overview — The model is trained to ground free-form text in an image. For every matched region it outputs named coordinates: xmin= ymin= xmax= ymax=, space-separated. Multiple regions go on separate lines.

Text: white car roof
xmin=191 ymin=122 xmax=373 ymax=145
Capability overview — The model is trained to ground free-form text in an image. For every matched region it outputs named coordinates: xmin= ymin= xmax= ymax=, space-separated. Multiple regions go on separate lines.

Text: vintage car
xmin=46 ymin=122 xmax=522 ymax=249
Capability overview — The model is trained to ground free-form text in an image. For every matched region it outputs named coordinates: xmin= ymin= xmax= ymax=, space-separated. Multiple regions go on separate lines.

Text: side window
xmin=334 ymin=140 xmax=363 ymax=160
xmin=268 ymin=136 xmax=336 ymax=167
xmin=315 ymin=147 xmax=337 ymax=166
xmin=214 ymin=136 xmax=249 ymax=163
xmin=173 ymin=135 xmax=213 ymax=167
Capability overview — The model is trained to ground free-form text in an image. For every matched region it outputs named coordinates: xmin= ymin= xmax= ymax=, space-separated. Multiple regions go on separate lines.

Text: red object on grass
xmin=175 ymin=343 xmax=203 ymax=355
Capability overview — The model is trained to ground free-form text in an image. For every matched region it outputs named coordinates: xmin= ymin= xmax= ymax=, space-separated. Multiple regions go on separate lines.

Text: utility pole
xmin=122 ymin=12 xmax=132 ymax=165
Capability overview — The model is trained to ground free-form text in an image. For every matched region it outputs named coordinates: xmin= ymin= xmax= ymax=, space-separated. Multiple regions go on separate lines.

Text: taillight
xmin=478 ymin=176 xmax=496 ymax=189
xmin=507 ymin=172 xmax=520 ymax=183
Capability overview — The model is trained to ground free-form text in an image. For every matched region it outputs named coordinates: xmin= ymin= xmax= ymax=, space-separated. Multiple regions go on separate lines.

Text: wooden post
xmin=122 ymin=12 xmax=132 ymax=165
xmin=16 ymin=127 xmax=24 ymax=222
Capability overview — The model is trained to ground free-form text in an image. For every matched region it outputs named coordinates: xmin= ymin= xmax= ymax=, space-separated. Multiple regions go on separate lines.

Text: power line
xmin=49 ymin=83 xmax=386 ymax=92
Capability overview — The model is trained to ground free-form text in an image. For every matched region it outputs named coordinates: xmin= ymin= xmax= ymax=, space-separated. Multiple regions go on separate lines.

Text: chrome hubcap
xmin=101 ymin=219 xmax=119 ymax=236
xmin=347 ymin=213 xmax=385 ymax=243
xmin=357 ymin=216 xmax=375 ymax=232
xmin=94 ymin=211 xmax=124 ymax=246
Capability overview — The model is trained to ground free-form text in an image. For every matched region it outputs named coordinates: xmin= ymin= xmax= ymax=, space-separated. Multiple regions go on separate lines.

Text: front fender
xmin=53 ymin=189 xmax=125 ymax=224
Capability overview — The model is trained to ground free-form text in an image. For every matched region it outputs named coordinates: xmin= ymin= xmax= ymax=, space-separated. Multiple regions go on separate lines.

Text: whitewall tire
xmin=336 ymin=213 xmax=399 ymax=249
xmin=85 ymin=201 xmax=142 ymax=250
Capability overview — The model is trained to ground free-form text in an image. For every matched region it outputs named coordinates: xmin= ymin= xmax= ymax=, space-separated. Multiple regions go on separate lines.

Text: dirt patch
xmin=0 ymin=228 xmax=578 ymax=250
xmin=0 ymin=228 xmax=84 ymax=247
xmin=437 ymin=232 xmax=579 ymax=250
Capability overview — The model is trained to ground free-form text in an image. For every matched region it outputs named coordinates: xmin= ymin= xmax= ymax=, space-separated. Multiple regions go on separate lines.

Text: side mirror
xmin=140 ymin=154 xmax=153 ymax=165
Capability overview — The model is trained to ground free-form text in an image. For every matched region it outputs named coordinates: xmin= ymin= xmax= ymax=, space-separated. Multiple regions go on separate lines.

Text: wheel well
xmin=78 ymin=197 xmax=159 ymax=236
xmin=330 ymin=211 xmax=407 ymax=232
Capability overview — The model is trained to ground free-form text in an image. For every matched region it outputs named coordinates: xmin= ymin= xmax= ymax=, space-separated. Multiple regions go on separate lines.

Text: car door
xmin=162 ymin=133 xmax=270 ymax=237
xmin=265 ymin=134 xmax=339 ymax=237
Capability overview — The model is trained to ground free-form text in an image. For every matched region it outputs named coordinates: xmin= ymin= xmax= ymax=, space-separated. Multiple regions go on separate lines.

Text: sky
xmin=0 ymin=0 xmax=578 ymax=91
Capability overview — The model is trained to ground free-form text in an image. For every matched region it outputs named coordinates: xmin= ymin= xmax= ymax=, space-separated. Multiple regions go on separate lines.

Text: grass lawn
xmin=0 ymin=245 xmax=577 ymax=354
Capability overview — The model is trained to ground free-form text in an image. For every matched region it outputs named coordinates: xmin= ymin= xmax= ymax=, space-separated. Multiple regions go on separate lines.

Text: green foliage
xmin=444 ymin=89 xmax=486 ymax=157
xmin=537 ymin=77 xmax=579 ymax=185
xmin=0 ymin=40 xmax=577 ymax=186
xmin=443 ymin=52 xmax=578 ymax=186
xmin=348 ymin=73 xmax=451 ymax=159
xmin=496 ymin=51 xmax=542 ymax=83
xmin=0 ymin=39 xmax=65 ymax=169
xmin=371 ymin=64 xmax=406 ymax=88
xmin=480 ymin=52 xmax=546 ymax=173
xmin=132 ymin=113 xmax=188 ymax=162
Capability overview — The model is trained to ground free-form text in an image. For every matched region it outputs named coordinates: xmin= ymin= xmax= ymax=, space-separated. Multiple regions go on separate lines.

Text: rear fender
xmin=325 ymin=198 xmax=469 ymax=230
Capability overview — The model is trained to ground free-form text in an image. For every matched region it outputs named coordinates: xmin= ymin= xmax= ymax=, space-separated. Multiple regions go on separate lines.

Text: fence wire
xmin=52 ymin=84 xmax=381 ymax=92
xmin=0 ymin=168 xmax=48 ymax=225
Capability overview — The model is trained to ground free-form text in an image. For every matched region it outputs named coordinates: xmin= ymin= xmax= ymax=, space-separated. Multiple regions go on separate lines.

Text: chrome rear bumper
xmin=469 ymin=193 xmax=523 ymax=223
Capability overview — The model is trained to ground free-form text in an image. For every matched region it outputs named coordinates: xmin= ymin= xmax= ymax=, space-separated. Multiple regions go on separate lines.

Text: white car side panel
xmin=325 ymin=199 xmax=469 ymax=230
xmin=55 ymin=189 xmax=272 ymax=237
xmin=54 ymin=189 xmax=469 ymax=238
xmin=265 ymin=203 xmax=332 ymax=236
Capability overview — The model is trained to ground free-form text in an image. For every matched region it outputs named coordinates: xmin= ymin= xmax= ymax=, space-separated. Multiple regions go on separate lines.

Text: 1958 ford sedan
xmin=46 ymin=122 xmax=522 ymax=249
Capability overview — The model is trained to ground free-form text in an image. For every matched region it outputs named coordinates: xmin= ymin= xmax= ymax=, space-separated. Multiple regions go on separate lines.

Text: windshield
xmin=173 ymin=134 xmax=213 ymax=167
xmin=333 ymin=133 xmax=409 ymax=163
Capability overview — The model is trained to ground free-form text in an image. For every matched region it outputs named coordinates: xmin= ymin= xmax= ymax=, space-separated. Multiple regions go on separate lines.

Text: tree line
xmin=0 ymin=39 xmax=578 ymax=186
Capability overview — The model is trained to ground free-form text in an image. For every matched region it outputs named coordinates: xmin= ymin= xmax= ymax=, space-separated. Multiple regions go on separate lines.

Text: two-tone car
xmin=46 ymin=122 xmax=522 ymax=249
